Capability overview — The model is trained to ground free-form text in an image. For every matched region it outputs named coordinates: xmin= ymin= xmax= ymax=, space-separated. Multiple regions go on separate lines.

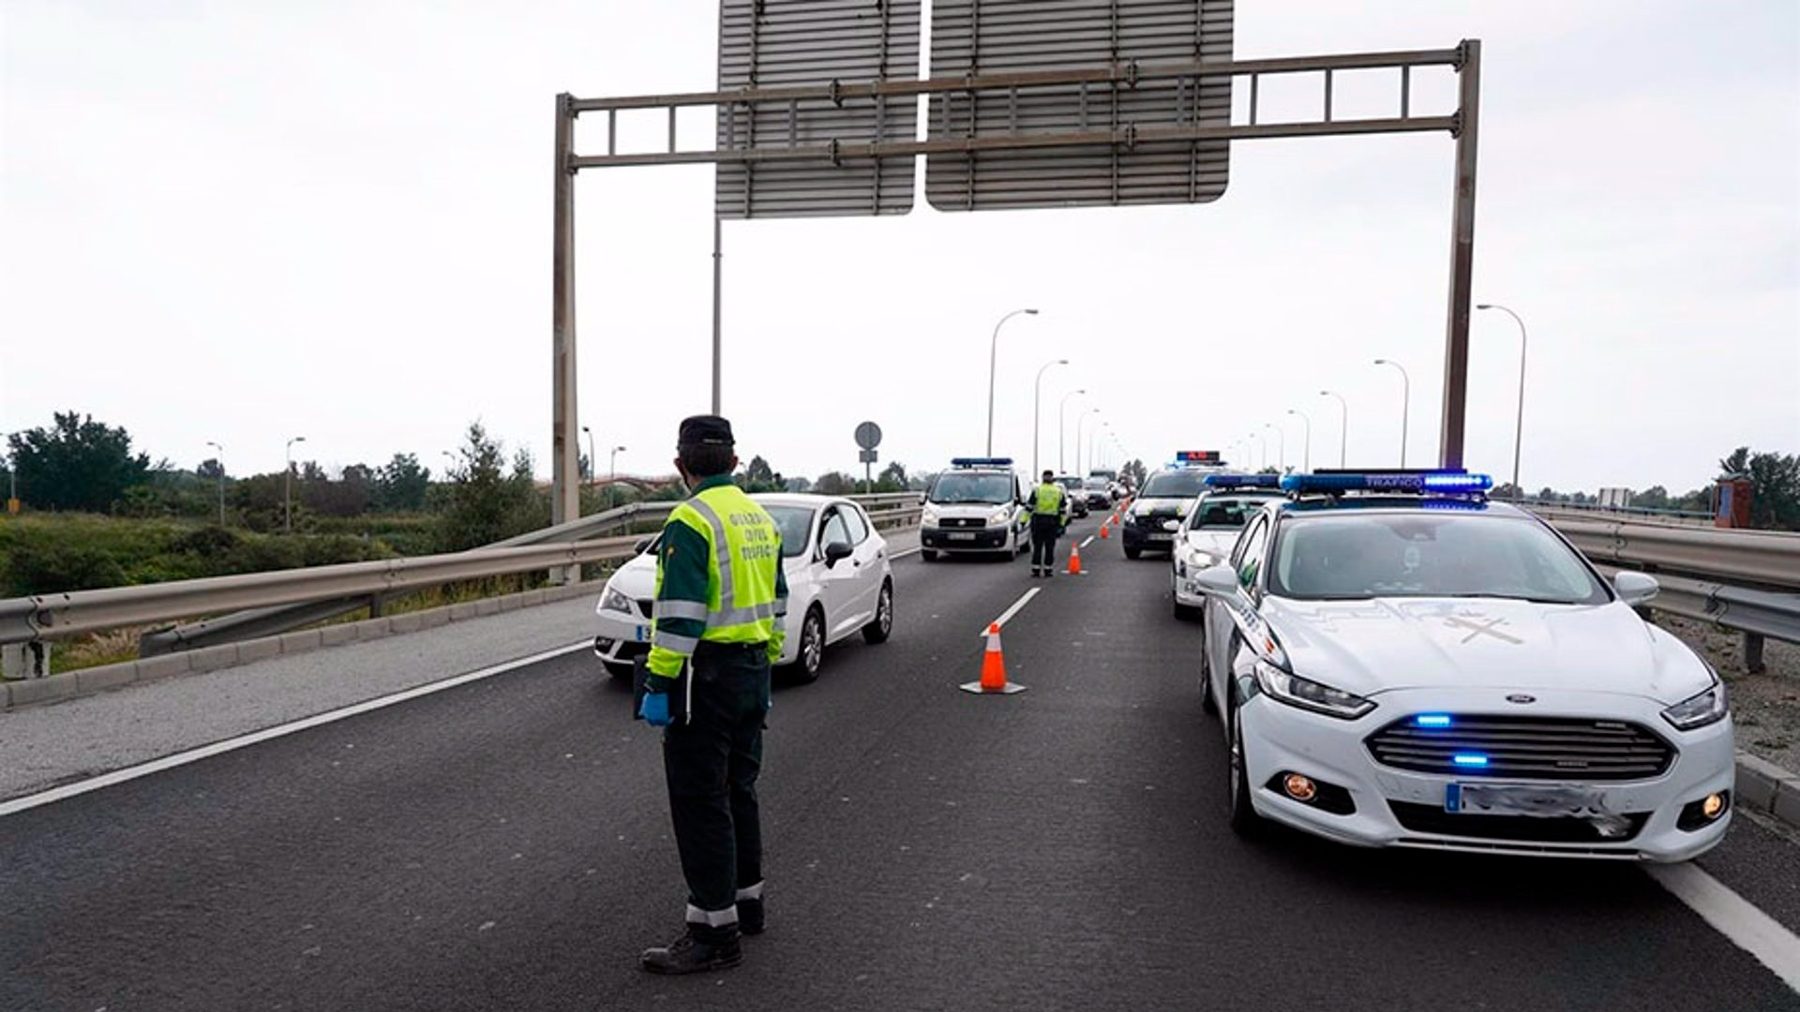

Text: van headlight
xmin=1253 ymin=660 xmax=1375 ymax=720
xmin=601 ymin=586 xmax=633 ymax=614
xmin=921 ymin=504 xmax=940 ymax=526
xmin=1662 ymin=681 xmax=1729 ymax=730
xmin=989 ymin=507 xmax=1012 ymax=527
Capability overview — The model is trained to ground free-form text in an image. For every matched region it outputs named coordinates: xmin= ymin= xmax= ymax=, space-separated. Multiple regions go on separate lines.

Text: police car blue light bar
xmin=950 ymin=457 xmax=1013 ymax=468
xmin=1203 ymin=473 xmax=1282 ymax=489
xmin=1279 ymin=470 xmax=1493 ymax=495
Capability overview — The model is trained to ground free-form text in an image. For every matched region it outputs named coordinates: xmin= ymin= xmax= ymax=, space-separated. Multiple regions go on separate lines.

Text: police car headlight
xmin=601 ymin=586 xmax=633 ymax=614
xmin=1254 ymin=660 xmax=1375 ymax=720
xmin=1662 ymin=680 xmax=1729 ymax=731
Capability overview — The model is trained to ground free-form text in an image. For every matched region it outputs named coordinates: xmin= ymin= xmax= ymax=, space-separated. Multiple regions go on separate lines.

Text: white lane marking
xmin=0 ymin=641 xmax=591 ymax=818
xmin=891 ymin=546 xmax=921 ymax=559
xmin=1645 ymin=862 xmax=1800 ymax=992
xmin=1080 ymin=535 xmax=1095 ymax=548
xmin=978 ymin=587 xmax=1040 ymax=637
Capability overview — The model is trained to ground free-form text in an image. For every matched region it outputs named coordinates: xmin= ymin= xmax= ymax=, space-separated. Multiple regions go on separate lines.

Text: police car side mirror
xmin=1193 ymin=564 xmax=1240 ymax=597
xmin=823 ymin=541 xmax=854 ymax=567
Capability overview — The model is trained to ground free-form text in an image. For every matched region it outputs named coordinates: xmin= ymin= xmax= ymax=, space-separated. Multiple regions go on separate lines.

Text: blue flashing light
xmin=1204 ymin=473 xmax=1281 ymax=489
xmin=1280 ymin=470 xmax=1493 ymax=495
xmin=1414 ymin=714 xmax=1453 ymax=728
xmin=950 ymin=457 xmax=1013 ymax=469
xmin=1452 ymin=753 xmax=1490 ymax=767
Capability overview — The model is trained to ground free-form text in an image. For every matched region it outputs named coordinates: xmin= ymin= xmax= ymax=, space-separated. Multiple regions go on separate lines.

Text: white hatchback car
xmin=1195 ymin=471 xmax=1734 ymax=862
xmin=593 ymin=493 xmax=894 ymax=683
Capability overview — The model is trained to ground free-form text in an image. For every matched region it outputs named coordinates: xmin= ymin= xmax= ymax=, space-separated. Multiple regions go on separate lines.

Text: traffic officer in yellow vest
xmin=1029 ymin=469 xmax=1066 ymax=577
xmin=637 ymin=415 xmax=788 ymax=975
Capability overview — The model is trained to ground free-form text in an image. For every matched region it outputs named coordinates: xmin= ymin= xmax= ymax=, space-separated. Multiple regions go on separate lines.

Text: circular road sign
xmin=854 ymin=421 xmax=883 ymax=451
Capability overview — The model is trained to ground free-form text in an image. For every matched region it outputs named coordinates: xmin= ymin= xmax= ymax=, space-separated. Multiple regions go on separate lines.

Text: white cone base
xmin=960 ymin=681 xmax=1028 ymax=695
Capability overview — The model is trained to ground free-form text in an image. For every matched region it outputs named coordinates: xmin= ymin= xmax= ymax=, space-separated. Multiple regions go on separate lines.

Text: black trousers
xmin=1030 ymin=515 xmax=1061 ymax=569
xmin=663 ymin=640 xmax=771 ymax=919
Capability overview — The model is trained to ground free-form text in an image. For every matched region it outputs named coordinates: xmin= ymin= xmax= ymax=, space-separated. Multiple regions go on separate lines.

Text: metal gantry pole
xmin=1032 ymin=359 xmax=1068 ymax=477
xmin=986 ymin=308 xmax=1038 ymax=456
xmin=1479 ymin=303 xmax=1528 ymax=496
xmin=551 ymin=93 xmax=580 ymax=582
xmin=1438 ymin=40 xmax=1482 ymax=469
xmin=1320 ymin=390 xmax=1348 ymax=468
xmin=711 ymin=216 xmax=723 ymax=414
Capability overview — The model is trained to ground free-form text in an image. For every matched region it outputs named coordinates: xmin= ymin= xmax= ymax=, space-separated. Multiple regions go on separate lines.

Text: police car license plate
xmin=1445 ymin=782 xmax=1606 ymax=817
xmin=948 ymin=532 xmax=977 ymax=541
xmin=633 ymin=625 xmax=650 ymax=643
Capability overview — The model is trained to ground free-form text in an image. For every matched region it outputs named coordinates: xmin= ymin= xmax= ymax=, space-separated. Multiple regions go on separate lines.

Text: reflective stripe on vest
xmin=669 ymin=484 xmax=783 ymax=644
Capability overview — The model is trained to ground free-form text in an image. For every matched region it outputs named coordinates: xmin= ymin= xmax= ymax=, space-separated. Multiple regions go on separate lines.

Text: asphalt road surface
xmin=6 ymin=515 xmax=1799 ymax=1011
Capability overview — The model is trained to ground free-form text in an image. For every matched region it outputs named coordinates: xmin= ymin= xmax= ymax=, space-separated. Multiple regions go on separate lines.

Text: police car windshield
xmin=1268 ymin=513 xmax=1609 ymax=604
xmin=764 ymin=506 xmax=816 ymax=558
xmin=929 ymin=473 xmax=1014 ymax=504
xmin=1141 ymin=471 xmax=1209 ymax=498
xmin=1190 ymin=496 xmax=1264 ymax=530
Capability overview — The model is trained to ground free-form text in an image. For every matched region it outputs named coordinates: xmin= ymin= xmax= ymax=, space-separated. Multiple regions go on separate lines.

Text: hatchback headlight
xmin=1662 ymin=681 xmax=1729 ymax=731
xmin=601 ymin=586 xmax=633 ymax=614
xmin=1254 ymin=660 xmax=1375 ymax=720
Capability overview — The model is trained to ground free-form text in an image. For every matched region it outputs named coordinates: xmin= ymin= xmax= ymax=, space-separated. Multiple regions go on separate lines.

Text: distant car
xmin=1055 ymin=476 xmax=1090 ymax=519
xmin=1121 ymin=466 xmax=1217 ymax=558
xmin=1170 ymin=476 xmax=1284 ymax=620
xmin=593 ymin=494 xmax=894 ymax=684
xmin=918 ymin=458 xmax=1030 ymax=561
xmin=1082 ymin=477 xmax=1113 ymax=510
xmin=1194 ymin=470 xmax=1734 ymax=862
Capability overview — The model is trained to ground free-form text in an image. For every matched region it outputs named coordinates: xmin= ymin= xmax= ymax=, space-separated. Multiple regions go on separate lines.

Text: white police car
xmin=1171 ymin=474 xmax=1284 ymax=621
xmin=1121 ymin=451 xmax=1224 ymax=559
xmin=593 ymin=494 xmax=894 ymax=684
xmin=1193 ymin=470 xmax=1734 ymax=862
xmin=918 ymin=458 xmax=1029 ymax=561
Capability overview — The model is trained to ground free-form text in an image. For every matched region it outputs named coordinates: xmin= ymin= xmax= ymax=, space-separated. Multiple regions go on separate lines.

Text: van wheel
xmin=920 ymin=549 xmax=938 ymax=562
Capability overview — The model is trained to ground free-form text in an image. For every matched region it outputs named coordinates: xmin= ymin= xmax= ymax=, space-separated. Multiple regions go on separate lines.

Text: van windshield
xmin=929 ymin=473 xmax=1015 ymax=504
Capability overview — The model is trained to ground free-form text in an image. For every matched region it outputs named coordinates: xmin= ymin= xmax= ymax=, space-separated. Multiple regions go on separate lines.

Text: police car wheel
xmin=861 ymin=581 xmax=893 ymax=644
xmin=1227 ymin=692 xmax=1264 ymax=838
xmin=1199 ymin=646 xmax=1219 ymax=715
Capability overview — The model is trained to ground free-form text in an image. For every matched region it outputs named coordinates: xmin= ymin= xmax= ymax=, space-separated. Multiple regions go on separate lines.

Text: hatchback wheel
xmin=862 ymin=581 xmax=894 ymax=644
xmin=793 ymin=607 xmax=825 ymax=684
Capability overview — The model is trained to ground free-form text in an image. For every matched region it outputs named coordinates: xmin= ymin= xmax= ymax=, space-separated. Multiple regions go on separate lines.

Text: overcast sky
xmin=4 ymin=1 xmax=1796 ymax=495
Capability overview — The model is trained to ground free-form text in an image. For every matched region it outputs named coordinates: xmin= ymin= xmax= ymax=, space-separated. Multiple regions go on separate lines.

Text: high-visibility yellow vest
xmin=653 ymin=482 xmax=785 ymax=654
xmin=1032 ymin=482 xmax=1065 ymax=516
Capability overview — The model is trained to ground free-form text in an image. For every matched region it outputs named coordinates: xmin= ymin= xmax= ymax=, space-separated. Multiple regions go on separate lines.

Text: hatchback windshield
xmin=1269 ymin=513 xmax=1609 ymax=604
xmin=1188 ymin=495 xmax=1268 ymax=530
xmin=1140 ymin=470 xmax=1210 ymax=498
xmin=765 ymin=505 xmax=817 ymax=558
xmin=929 ymin=473 xmax=1015 ymax=505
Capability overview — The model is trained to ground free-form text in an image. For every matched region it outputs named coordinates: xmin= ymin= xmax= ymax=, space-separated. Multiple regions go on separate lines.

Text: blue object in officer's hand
xmin=639 ymin=691 xmax=671 ymax=727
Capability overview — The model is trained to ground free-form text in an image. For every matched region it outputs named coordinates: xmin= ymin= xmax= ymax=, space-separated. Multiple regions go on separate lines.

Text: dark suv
xmin=1120 ymin=467 xmax=1214 ymax=558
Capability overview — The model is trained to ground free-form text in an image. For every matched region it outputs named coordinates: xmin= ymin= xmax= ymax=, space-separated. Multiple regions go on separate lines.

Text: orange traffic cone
xmin=1066 ymin=541 xmax=1085 ymax=575
xmin=1100 ymin=522 xmax=1111 ymax=540
xmin=960 ymin=622 xmax=1027 ymax=695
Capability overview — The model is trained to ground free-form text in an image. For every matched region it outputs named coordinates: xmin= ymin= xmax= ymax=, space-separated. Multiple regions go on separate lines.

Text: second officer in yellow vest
xmin=1029 ymin=469 xmax=1066 ymax=577
xmin=637 ymin=415 xmax=788 ymax=975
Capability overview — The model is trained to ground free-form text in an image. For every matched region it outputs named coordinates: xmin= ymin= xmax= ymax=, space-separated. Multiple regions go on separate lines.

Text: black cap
xmin=678 ymin=414 xmax=735 ymax=448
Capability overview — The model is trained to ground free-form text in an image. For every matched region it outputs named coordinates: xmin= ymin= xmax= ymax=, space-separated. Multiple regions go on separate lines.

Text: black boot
xmin=737 ymin=896 xmax=765 ymax=936
xmin=640 ymin=924 xmax=742 ymax=975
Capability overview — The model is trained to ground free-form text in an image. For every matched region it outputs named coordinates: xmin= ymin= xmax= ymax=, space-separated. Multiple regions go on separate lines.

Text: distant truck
xmin=1596 ymin=487 xmax=1633 ymax=509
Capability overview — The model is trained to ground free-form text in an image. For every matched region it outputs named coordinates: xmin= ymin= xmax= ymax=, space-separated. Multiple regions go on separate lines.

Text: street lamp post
xmin=1032 ymin=358 xmax=1069 ymax=477
xmin=1075 ymin=408 xmax=1100 ymax=476
xmin=1478 ymin=303 xmax=1529 ymax=496
xmin=986 ymin=308 xmax=1040 ymax=456
xmin=1247 ymin=431 xmax=1264 ymax=472
xmin=1319 ymin=390 xmax=1349 ymax=468
xmin=1090 ymin=423 xmax=1109 ymax=473
xmin=1057 ymin=389 xmax=1086 ymax=473
xmin=1264 ymin=423 xmax=1286 ymax=473
xmin=205 ymin=441 xmax=226 ymax=526
xmin=1287 ymin=409 xmax=1312 ymax=472
xmin=608 ymin=445 xmax=626 ymax=508
xmin=1373 ymin=358 xmax=1411 ymax=467
xmin=284 ymin=436 xmax=306 ymax=534
xmin=581 ymin=425 xmax=597 ymax=493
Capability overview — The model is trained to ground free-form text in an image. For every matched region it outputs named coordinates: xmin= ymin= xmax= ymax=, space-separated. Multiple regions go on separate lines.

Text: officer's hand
xmin=638 ymin=691 xmax=671 ymax=727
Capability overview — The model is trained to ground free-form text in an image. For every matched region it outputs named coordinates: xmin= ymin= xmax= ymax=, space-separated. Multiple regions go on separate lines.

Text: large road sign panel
xmin=926 ymin=0 xmax=1234 ymax=211
xmin=715 ymin=0 xmax=921 ymax=218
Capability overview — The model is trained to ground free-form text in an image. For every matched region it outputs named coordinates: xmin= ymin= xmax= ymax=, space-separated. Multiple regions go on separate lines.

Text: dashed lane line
xmin=979 ymin=587 xmax=1041 ymax=637
xmin=0 ymin=642 xmax=592 ymax=818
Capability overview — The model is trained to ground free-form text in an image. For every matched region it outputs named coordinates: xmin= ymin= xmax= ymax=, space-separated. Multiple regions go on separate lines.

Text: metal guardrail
xmin=0 ymin=495 xmax=924 ymax=674
xmin=1543 ymin=514 xmax=1800 ymax=589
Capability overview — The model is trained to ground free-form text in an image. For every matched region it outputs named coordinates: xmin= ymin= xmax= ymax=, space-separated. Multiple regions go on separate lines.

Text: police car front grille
xmin=1365 ymin=715 xmax=1675 ymax=782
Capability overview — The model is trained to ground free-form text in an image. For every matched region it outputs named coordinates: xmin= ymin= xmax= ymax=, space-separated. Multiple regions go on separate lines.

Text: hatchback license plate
xmin=1445 ymin=782 xmax=1606 ymax=817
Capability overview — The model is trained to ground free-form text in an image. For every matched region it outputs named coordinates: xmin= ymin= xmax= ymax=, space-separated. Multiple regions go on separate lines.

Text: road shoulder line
xmin=1646 ymin=862 xmax=1800 ymax=992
